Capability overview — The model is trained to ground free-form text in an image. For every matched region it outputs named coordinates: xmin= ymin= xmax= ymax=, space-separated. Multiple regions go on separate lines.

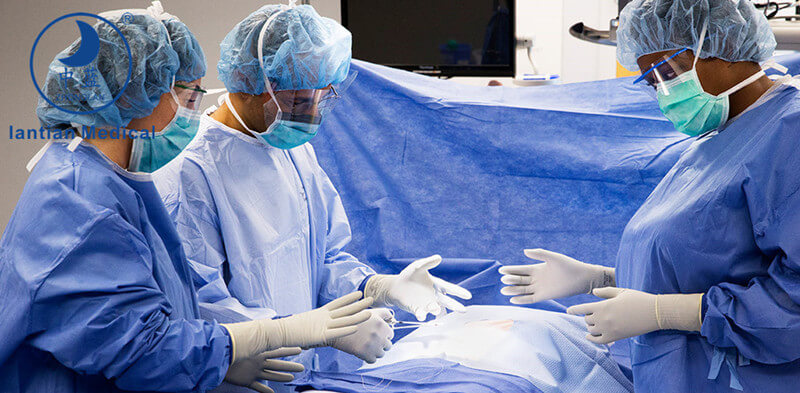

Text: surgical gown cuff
xmin=221 ymin=324 xmax=237 ymax=365
xmin=701 ymin=293 xmax=709 ymax=320
xmin=358 ymin=273 xmax=376 ymax=293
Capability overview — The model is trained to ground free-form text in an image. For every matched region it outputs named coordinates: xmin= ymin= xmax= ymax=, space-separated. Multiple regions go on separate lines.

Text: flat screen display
xmin=341 ymin=0 xmax=515 ymax=76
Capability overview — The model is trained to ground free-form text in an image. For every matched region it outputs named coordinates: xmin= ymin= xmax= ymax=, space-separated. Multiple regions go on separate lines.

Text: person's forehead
xmin=638 ymin=50 xmax=676 ymax=66
xmin=637 ymin=49 xmax=695 ymax=68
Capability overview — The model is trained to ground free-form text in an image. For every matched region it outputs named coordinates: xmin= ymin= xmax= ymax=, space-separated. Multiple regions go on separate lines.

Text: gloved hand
xmin=224 ymin=347 xmax=305 ymax=393
xmin=566 ymin=287 xmax=703 ymax=344
xmin=223 ymin=291 xmax=373 ymax=361
xmin=365 ymin=255 xmax=472 ymax=321
xmin=499 ymin=249 xmax=615 ymax=304
xmin=331 ymin=308 xmax=394 ymax=363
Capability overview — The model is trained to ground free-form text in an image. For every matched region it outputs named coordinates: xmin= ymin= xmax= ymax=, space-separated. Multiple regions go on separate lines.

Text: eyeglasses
xmin=634 ymin=48 xmax=692 ymax=88
xmin=173 ymin=83 xmax=207 ymax=110
xmin=271 ymin=71 xmax=358 ymax=124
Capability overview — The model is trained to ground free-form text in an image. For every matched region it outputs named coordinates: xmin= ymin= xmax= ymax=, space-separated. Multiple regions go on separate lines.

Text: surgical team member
xmin=500 ymin=1 xmax=800 ymax=392
xmin=153 ymin=2 xmax=472 ymax=381
xmin=0 ymin=6 xmax=372 ymax=393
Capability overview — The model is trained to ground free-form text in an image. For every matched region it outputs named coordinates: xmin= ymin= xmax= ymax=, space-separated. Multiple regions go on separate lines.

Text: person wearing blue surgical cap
xmin=152 ymin=4 xmax=472 ymax=390
xmin=0 ymin=4 xmax=384 ymax=393
xmin=499 ymin=0 xmax=800 ymax=392
xmin=36 ymin=3 xmax=208 ymax=173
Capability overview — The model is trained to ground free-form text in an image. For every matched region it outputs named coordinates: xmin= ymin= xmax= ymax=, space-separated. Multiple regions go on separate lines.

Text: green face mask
xmin=655 ymin=67 xmax=767 ymax=137
xmin=656 ymin=69 xmax=729 ymax=137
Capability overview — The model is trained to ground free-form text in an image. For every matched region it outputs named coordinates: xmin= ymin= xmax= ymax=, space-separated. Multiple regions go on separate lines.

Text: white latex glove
xmin=223 ymin=291 xmax=372 ymax=361
xmin=331 ymin=308 xmax=394 ymax=363
xmin=566 ymin=287 xmax=704 ymax=344
xmin=365 ymin=255 xmax=472 ymax=321
xmin=224 ymin=347 xmax=305 ymax=393
xmin=499 ymin=249 xmax=615 ymax=304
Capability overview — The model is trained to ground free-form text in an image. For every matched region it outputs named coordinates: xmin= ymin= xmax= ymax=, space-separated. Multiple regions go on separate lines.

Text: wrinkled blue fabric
xmin=0 ymin=142 xmax=230 ymax=393
xmin=37 ymin=12 xmax=179 ymax=129
xmin=311 ymin=60 xmax=687 ymax=308
xmin=305 ymin=59 xmax=690 ymax=374
xmin=152 ymin=114 xmax=375 ymax=391
xmin=616 ymin=80 xmax=800 ymax=393
xmin=217 ymin=4 xmax=351 ymax=93
xmin=294 ymin=359 xmax=538 ymax=393
xmin=616 ymin=0 xmax=775 ymax=70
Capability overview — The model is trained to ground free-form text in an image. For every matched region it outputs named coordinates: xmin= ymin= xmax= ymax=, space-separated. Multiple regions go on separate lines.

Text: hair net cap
xmin=37 ymin=11 xmax=179 ymax=129
xmin=616 ymin=0 xmax=776 ymax=71
xmin=218 ymin=4 xmax=352 ymax=94
xmin=147 ymin=1 xmax=207 ymax=82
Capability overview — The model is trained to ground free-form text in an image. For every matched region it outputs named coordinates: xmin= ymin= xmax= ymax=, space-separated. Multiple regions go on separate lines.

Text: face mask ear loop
xmin=719 ymin=70 xmax=766 ymax=98
xmin=224 ymin=93 xmax=257 ymax=136
xmin=716 ymin=53 xmax=788 ymax=99
xmin=257 ymin=8 xmax=287 ymax=135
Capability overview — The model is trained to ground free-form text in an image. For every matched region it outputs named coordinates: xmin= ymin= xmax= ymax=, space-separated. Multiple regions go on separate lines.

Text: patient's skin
xmin=636 ymin=51 xmax=773 ymax=119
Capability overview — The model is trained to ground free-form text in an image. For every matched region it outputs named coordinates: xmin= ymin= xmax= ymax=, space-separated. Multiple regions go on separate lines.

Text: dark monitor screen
xmin=341 ymin=0 xmax=515 ymax=76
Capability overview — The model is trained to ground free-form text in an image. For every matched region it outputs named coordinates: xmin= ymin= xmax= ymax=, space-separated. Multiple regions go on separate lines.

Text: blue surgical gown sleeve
xmin=307 ymin=147 xmax=375 ymax=305
xmin=701 ymin=117 xmax=800 ymax=365
xmin=28 ymin=211 xmax=231 ymax=391
xmin=163 ymin=160 xmax=278 ymax=321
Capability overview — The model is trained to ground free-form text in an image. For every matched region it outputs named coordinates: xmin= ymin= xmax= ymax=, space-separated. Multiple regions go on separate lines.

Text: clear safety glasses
xmin=633 ymin=48 xmax=695 ymax=98
xmin=173 ymin=83 xmax=207 ymax=110
xmin=271 ymin=71 xmax=358 ymax=124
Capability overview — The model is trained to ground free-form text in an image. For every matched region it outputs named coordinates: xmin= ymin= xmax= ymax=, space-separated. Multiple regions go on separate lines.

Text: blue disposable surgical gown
xmin=616 ymin=79 xmax=800 ymax=392
xmin=0 ymin=142 xmax=231 ymax=393
xmin=152 ymin=113 xmax=375 ymax=385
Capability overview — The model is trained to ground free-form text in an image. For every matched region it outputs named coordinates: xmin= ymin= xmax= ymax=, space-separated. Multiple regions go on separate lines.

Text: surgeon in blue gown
xmin=499 ymin=1 xmax=800 ymax=392
xmin=0 ymin=6 xmax=311 ymax=393
xmin=153 ymin=5 xmax=472 ymax=388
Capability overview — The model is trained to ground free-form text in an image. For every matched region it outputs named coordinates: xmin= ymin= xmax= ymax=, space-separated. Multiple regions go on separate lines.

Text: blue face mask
xmin=224 ymin=91 xmax=329 ymax=151
xmin=129 ymin=105 xmax=201 ymax=172
xmin=261 ymin=120 xmax=320 ymax=150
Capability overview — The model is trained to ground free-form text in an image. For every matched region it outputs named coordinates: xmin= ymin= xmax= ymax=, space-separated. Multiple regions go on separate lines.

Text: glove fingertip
xmin=510 ymin=295 xmax=534 ymax=305
xmin=566 ymin=306 xmax=579 ymax=315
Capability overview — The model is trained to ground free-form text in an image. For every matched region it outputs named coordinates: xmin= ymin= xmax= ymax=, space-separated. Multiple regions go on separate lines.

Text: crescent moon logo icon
xmin=57 ymin=20 xmax=100 ymax=68
xmin=31 ymin=12 xmax=133 ymax=116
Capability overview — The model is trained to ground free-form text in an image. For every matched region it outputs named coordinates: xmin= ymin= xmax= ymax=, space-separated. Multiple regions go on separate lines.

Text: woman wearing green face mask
xmin=502 ymin=1 xmax=800 ymax=392
xmin=631 ymin=24 xmax=779 ymax=137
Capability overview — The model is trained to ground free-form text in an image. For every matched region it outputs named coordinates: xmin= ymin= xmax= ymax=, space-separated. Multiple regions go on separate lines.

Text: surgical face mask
xmin=129 ymin=85 xmax=204 ymax=172
xmin=634 ymin=25 xmax=767 ymax=137
xmin=655 ymin=68 xmax=731 ymax=137
xmin=261 ymin=118 xmax=319 ymax=150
